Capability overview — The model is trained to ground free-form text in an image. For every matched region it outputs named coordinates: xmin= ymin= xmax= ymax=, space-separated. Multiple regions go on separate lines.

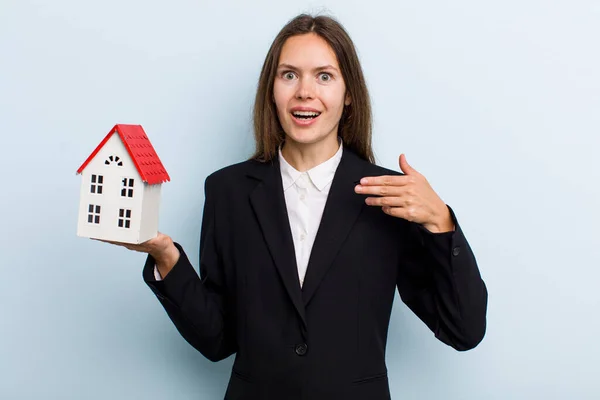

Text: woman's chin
xmin=284 ymin=129 xmax=337 ymax=147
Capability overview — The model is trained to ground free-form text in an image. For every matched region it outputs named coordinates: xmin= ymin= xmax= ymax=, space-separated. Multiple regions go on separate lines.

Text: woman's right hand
xmin=95 ymin=232 xmax=180 ymax=278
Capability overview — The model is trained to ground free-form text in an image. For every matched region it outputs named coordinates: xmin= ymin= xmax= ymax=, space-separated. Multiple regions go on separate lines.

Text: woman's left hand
xmin=354 ymin=154 xmax=455 ymax=233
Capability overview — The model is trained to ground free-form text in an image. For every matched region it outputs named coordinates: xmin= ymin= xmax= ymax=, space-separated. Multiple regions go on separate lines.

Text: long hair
xmin=251 ymin=14 xmax=374 ymax=163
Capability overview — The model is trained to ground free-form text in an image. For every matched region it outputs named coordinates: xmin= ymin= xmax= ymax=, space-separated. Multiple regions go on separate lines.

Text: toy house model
xmin=76 ymin=124 xmax=170 ymax=244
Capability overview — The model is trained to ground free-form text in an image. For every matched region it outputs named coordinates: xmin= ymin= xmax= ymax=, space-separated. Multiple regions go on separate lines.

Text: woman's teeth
xmin=292 ymin=111 xmax=321 ymax=119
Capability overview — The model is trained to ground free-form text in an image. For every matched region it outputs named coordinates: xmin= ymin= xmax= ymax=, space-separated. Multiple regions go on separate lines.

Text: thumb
xmin=399 ymin=154 xmax=418 ymax=175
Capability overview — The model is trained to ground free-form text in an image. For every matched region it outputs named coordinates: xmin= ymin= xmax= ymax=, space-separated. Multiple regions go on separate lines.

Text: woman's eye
xmin=319 ymin=73 xmax=332 ymax=82
xmin=283 ymin=72 xmax=296 ymax=80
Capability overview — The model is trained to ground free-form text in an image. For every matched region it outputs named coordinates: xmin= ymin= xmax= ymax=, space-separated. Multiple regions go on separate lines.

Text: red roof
xmin=77 ymin=124 xmax=170 ymax=185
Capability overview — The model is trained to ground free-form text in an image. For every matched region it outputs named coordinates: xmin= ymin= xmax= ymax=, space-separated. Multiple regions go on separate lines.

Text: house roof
xmin=76 ymin=124 xmax=170 ymax=185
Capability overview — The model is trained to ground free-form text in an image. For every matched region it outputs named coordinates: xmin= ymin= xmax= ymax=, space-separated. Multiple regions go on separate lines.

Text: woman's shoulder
xmin=343 ymin=147 xmax=405 ymax=178
xmin=204 ymin=158 xmax=270 ymax=190
xmin=363 ymin=160 xmax=405 ymax=178
xmin=207 ymin=159 xmax=258 ymax=177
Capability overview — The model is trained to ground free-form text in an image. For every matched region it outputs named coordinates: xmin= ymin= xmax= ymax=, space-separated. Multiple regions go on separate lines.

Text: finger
xmin=92 ymin=238 xmax=148 ymax=252
xmin=364 ymin=196 xmax=409 ymax=208
xmin=125 ymin=246 xmax=148 ymax=253
xmin=382 ymin=206 xmax=418 ymax=221
xmin=398 ymin=154 xmax=420 ymax=176
xmin=359 ymin=175 xmax=411 ymax=187
xmin=355 ymin=184 xmax=407 ymax=197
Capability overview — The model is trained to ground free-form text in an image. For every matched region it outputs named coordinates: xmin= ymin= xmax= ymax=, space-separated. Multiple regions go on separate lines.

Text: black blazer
xmin=143 ymin=147 xmax=488 ymax=400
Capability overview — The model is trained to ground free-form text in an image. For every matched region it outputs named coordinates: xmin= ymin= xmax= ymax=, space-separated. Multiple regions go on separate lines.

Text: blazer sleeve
xmin=396 ymin=205 xmax=488 ymax=351
xmin=143 ymin=175 xmax=236 ymax=362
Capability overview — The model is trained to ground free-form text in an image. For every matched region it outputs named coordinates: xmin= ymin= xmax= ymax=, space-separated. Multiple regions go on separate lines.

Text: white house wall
xmin=139 ymin=183 xmax=162 ymax=243
xmin=77 ymin=133 xmax=145 ymax=243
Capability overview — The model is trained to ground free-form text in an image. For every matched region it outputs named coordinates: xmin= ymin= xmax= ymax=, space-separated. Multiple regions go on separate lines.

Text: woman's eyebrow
xmin=277 ymin=63 xmax=339 ymax=73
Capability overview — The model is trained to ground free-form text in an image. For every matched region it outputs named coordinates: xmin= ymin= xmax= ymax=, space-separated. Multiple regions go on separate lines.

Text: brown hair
xmin=251 ymin=14 xmax=374 ymax=163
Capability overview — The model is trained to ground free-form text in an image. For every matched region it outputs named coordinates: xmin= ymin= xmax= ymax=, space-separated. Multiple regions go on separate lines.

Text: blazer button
xmin=295 ymin=343 xmax=308 ymax=356
xmin=452 ymin=246 xmax=461 ymax=256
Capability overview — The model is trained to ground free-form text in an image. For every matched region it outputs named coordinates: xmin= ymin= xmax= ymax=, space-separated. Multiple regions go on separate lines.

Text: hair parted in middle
xmin=251 ymin=13 xmax=374 ymax=164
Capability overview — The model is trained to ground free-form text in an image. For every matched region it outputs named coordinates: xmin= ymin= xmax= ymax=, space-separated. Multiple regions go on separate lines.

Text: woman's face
xmin=273 ymin=33 xmax=351 ymax=148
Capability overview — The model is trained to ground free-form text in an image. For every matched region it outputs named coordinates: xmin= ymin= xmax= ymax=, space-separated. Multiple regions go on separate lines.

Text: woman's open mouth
xmin=291 ymin=110 xmax=321 ymax=126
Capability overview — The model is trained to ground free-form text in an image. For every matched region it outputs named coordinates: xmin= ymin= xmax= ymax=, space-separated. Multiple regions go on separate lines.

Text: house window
xmin=90 ymin=175 xmax=103 ymax=194
xmin=105 ymin=155 xmax=123 ymax=166
xmin=87 ymin=204 xmax=101 ymax=224
xmin=121 ymin=178 xmax=134 ymax=198
xmin=118 ymin=209 xmax=132 ymax=228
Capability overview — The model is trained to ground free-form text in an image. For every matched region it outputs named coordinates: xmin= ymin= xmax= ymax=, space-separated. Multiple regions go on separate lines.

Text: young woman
xmin=111 ymin=14 xmax=487 ymax=400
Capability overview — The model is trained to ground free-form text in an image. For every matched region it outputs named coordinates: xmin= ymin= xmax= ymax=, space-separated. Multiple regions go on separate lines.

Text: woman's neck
xmin=281 ymin=135 xmax=340 ymax=172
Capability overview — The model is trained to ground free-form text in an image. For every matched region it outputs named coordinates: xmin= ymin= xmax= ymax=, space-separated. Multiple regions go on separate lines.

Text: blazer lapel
xmin=248 ymin=158 xmax=307 ymax=329
xmin=301 ymin=148 xmax=368 ymax=306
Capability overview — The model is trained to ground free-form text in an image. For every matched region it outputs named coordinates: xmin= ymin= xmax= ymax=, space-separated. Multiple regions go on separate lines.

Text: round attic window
xmin=105 ymin=155 xmax=123 ymax=166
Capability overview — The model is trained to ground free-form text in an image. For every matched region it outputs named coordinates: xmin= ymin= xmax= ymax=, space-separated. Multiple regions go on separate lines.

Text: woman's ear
xmin=344 ymin=92 xmax=352 ymax=106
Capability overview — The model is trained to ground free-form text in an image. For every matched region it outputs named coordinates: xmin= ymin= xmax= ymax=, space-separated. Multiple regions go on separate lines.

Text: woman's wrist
xmin=423 ymin=205 xmax=455 ymax=233
xmin=153 ymin=240 xmax=180 ymax=278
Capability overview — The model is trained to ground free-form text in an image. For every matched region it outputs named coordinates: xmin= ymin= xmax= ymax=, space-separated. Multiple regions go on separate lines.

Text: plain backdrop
xmin=1 ymin=0 xmax=599 ymax=399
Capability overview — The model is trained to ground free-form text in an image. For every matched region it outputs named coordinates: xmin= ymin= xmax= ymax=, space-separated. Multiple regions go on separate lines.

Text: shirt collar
xmin=279 ymin=138 xmax=343 ymax=192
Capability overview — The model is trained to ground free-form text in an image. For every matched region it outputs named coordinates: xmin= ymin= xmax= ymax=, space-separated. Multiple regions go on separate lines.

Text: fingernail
xmin=361 ymin=178 xmax=368 ymax=184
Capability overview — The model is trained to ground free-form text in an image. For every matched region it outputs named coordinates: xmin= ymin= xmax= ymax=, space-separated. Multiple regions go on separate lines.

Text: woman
xmin=112 ymin=14 xmax=487 ymax=400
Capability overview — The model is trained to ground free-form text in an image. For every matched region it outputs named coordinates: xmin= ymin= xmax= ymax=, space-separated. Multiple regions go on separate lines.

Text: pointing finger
xmin=358 ymin=175 xmax=411 ymax=186
xmin=355 ymin=184 xmax=407 ymax=197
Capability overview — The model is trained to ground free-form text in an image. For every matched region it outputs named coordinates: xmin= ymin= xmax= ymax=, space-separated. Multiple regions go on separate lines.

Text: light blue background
xmin=1 ymin=0 xmax=599 ymax=399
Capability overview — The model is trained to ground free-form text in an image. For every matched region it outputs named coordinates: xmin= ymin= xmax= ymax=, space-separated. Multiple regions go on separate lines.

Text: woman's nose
xmin=295 ymin=78 xmax=315 ymax=100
